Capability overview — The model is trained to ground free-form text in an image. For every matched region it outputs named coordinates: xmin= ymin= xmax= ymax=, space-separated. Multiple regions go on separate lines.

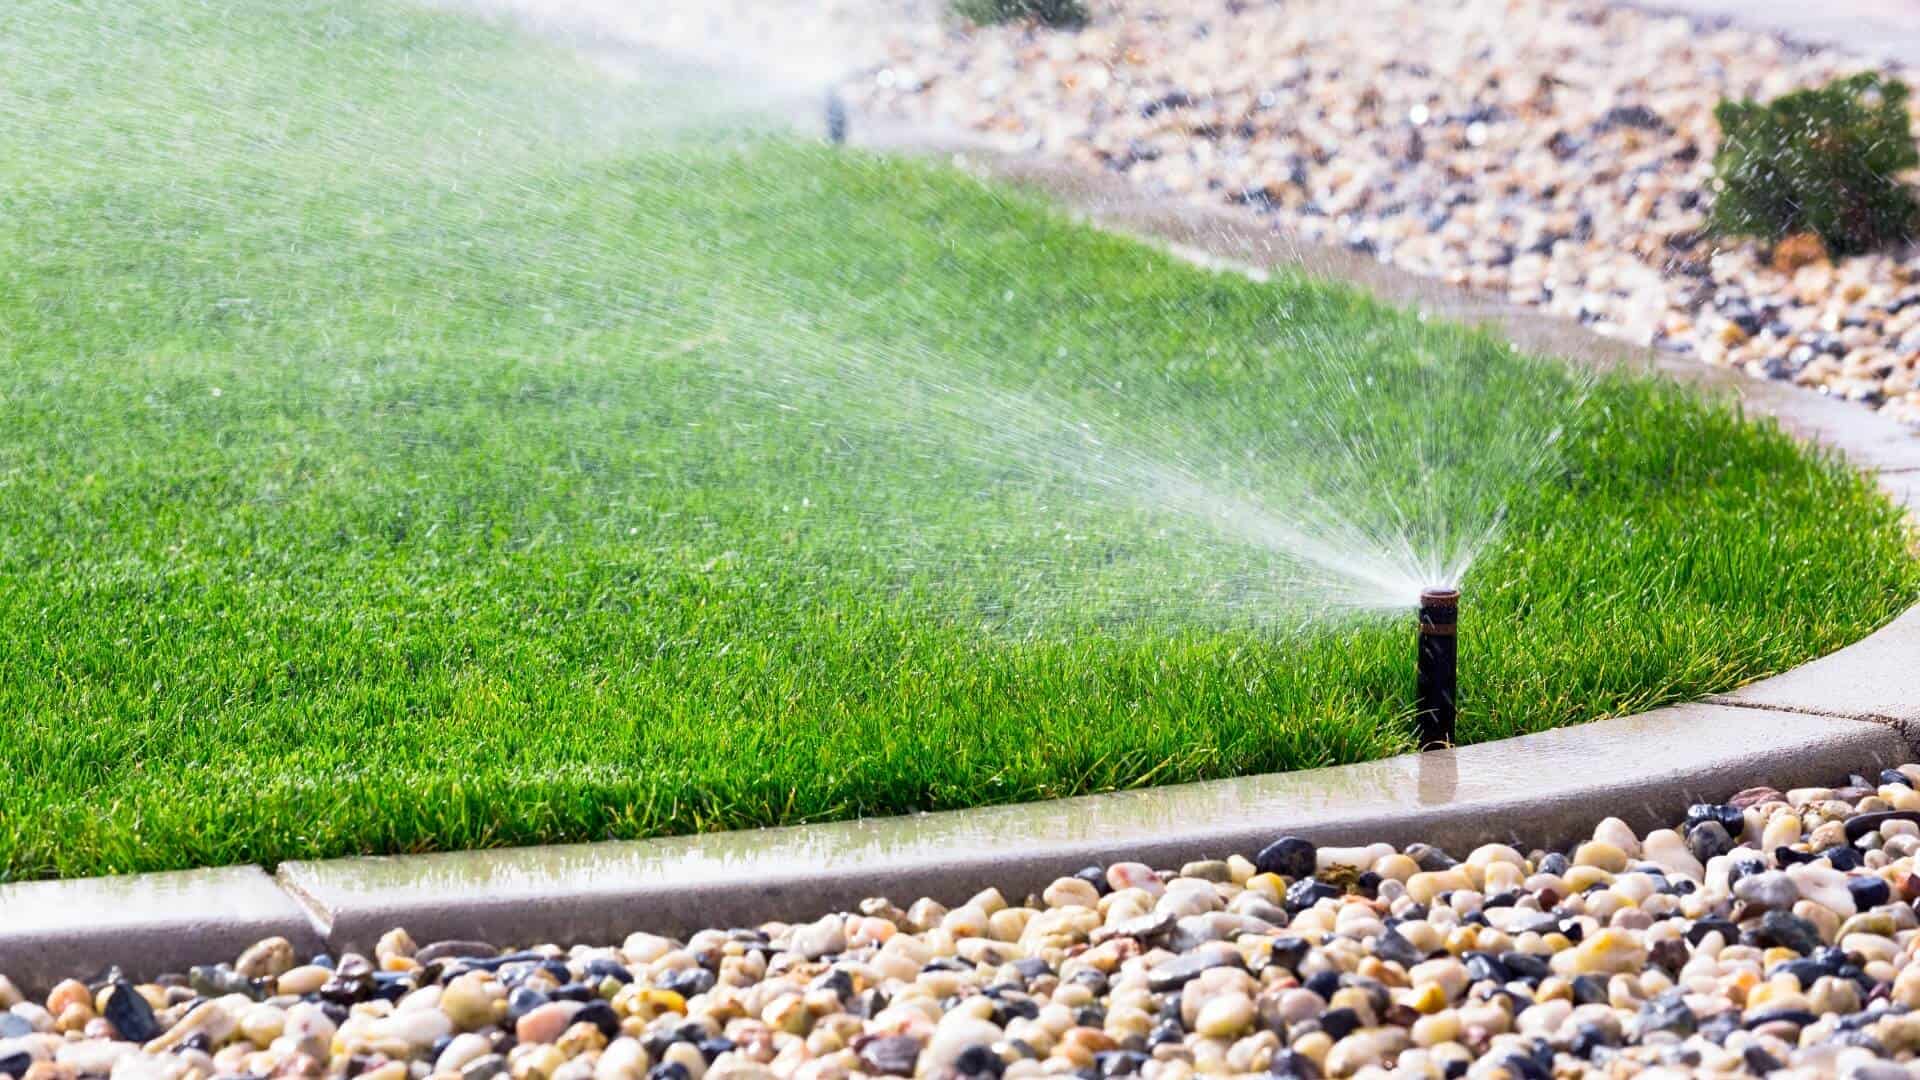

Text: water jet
xmin=1416 ymin=587 xmax=1458 ymax=751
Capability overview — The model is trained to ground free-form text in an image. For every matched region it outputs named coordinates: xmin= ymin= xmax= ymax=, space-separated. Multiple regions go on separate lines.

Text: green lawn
xmin=1 ymin=0 xmax=1914 ymax=881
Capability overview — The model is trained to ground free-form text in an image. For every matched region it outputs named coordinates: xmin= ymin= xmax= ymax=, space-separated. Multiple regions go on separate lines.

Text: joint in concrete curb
xmin=273 ymin=868 xmax=338 ymax=944
xmin=1700 ymin=694 xmax=1907 ymax=727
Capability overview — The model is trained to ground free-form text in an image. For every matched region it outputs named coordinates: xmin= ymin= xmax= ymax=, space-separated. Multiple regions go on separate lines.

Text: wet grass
xmin=1 ymin=0 xmax=1915 ymax=880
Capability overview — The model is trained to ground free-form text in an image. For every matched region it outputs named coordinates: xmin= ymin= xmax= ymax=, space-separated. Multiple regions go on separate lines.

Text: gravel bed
xmin=17 ymin=766 xmax=1920 ymax=1077
xmin=832 ymin=0 xmax=1920 ymax=425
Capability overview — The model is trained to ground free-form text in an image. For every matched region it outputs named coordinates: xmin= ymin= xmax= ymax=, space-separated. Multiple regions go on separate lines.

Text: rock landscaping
xmin=18 ymin=764 xmax=1920 ymax=1077
xmin=837 ymin=0 xmax=1920 ymax=424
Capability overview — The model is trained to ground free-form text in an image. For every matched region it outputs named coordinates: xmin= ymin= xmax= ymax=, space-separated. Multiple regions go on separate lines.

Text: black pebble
xmin=1283 ymin=878 xmax=1341 ymax=911
xmin=996 ymin=997 xmax=1039 ymax=1023
xmin=1405 ymin=843 xmax=1457 ymax=872
xmin=1070 ymin=970 xmax=1108 ymax=996
xmin=577 ymin=1000 xmax=621 ymax=1040
xmin=1686 ymin=917 xmax=1740 ymax=947
xmin=1268 ymin=1049 xmax=1322 ymax=1078
xmin=1268 ymin=936 xmax=1312 ymax=972
xmin=1849 ymin=876 xmax=1892 ymax=908
xmin=1570 ymin=975 xmax=1609 ymax=1006
xmin=103 ymin=982 xmax=161 ymax=1044
xmin=656 ymin=968 xmax=715 ymax=997
xmin=1569 ymin=1021 xmax=1614 ymax=1057
xmin=505 ymin=987 xmax=550 ymax=1025
xmin=1821 ymin=846 xmax=1864 ymax=871
xmin=1373 ymin=928 xmax=1424 ymax=967
xmin=1775 ymin=846 xmax=1818 ymax=867
xmin=809 ymin=969 xmax=854 ymax=1000
xmin=319 ymin=973 xmax=374 ymax=1006
xmin=1303 ymin=971 xmax=1341 ymax=999
xmin=641 ymin=1031 xmax=683 ymax=1060
xmin=1636 ymin=990 xmax=1696 ymax=1036
xmin=1073 ymin=866 xmax=1110 ymax=895
xmin=954 ymin=1043 xmax=1005 ymax=1077
xmin=1464 ymin=951 xmax=1511 ymax=985
xmin=584 ymin=958 xmax=632 ymax=984
xmin=1498 ymin=952 xmax=1551 ymax=982
xmin=1499 ymin=1051 xmax=1551 ymax=1080
xmin=1255 ymin=836 xmax=1318 ymax=880
xmin=851 ymin=988 xmax=888 ymax=1019
xmin=1845 ymin=810 xmax=1920 ymax=843
xmin=1753 ymin=910 xmax=1823 ymax=955
xmin=1318 ymin=1007 xmax=1361 ymax=1040
xmin=1012 ymin=957 xmax=1051 ymax=980
xmin=1685 ymin=803 xmax=1745 ymax=834
xmin=645 ymin=1066 xmax=690 ymax=1080
xmin=1742 ymin=1007 xmax=1818 ymax=1031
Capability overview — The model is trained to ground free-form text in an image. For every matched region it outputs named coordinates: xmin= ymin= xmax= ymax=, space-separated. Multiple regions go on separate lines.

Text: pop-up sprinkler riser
xmin=1416 ymin=587 xmax=1458 ymax=751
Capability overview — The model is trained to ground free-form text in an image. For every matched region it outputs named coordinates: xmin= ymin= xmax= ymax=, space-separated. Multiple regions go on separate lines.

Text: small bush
xmin=1710 ymin=72 xmax=1920 ymax=256
xmin=951 ymin=0 xmax=1089 ymax=29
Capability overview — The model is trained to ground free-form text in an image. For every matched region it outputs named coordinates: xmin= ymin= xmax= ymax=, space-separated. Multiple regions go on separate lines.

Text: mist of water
xmin=387 ymin=0 xmax=1598 ymax=624
xmin=7 ymin=0 xmax=1597 ymax=638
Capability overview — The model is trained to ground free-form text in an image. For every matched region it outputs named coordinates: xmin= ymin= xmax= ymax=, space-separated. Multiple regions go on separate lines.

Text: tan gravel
xmin=830 ymin=0 xmax=1920 ymax=424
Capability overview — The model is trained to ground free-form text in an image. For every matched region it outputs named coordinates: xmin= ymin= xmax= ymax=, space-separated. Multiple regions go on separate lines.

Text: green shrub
xmin=1710 ymin=72 xmax=1920 ymax=256
xmin=951 ymin=0 xmax=1089 ymax=28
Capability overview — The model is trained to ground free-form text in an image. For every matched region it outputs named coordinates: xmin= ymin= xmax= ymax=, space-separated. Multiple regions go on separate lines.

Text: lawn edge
xmin=7 ymin=66 xmax=1920 ymax=994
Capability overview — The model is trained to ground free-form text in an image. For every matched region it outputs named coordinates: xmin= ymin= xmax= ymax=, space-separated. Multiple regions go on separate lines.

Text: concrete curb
xmin=273 ymin=703 xmax=1907 ymax=956
xmin=7 ymin=1 xmax=1920 ymax=996
xmin=0 ymin=867 xmax=326 ymax=993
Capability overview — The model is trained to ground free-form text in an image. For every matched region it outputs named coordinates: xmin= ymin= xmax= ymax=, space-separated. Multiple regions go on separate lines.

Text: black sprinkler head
xmin=1415 ymin=587 xmax=1458 ymax=751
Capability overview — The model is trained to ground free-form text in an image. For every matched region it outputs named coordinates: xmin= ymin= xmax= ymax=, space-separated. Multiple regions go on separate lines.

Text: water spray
xmin=1415 ymin=587 xmax=1458 ymax=750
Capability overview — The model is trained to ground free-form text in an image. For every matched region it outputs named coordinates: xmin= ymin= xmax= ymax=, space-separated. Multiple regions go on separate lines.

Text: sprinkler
xmin=1415 ymin=587 xmax=1458 ymax=751
xmin=825 ymin=91 xmax=849 ymax=145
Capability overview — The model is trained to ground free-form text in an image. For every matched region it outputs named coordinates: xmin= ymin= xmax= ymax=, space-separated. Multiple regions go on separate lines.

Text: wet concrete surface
xmin=0 ymin=866 xmax=323 ymax=994
xmin=277 ymin=703 xmax=1904 ymax=953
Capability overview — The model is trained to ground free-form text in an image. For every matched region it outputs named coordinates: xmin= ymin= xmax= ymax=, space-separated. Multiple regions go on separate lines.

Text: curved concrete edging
xmin=6 ymin=5 xmax=1920 ymax=996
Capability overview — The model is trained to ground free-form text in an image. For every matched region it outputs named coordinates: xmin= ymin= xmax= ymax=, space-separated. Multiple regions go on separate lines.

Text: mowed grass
xmin=1 ymin=0 xmax=1915 ymax=881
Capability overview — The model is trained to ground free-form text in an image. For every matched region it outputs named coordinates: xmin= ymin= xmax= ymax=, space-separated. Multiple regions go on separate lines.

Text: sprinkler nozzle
xmin=1415 ymin=587 xmax=1458 ymax=751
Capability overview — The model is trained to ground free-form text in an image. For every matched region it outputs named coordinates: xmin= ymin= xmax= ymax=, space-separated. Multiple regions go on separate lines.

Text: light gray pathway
xmin=1639 ymin=0 xmax=1920 ymax=66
